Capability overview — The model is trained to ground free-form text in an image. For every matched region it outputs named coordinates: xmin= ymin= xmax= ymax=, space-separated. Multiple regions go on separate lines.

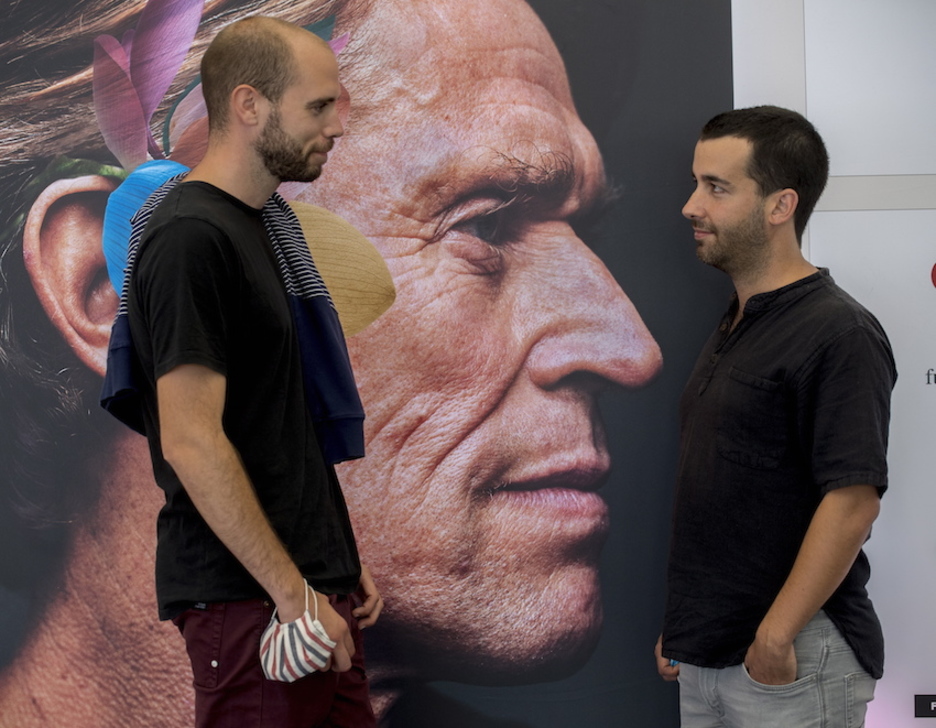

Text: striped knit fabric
xmin=110 ymin=174 xmax=334 ymax=319
xmin=101 ymin=170 xmax=365 ymax=464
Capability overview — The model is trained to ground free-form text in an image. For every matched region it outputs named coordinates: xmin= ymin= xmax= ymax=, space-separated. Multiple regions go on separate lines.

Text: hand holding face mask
xmin=260 ymin=581 xmax=337 ymax=682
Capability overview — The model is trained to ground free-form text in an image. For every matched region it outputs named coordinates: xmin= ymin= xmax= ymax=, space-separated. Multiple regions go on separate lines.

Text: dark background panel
xmin=395 ymin=1 xmax=734 ymax=725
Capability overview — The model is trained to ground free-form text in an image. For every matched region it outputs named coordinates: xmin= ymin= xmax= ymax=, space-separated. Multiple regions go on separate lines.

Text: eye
xmin=437 ymin=198 xmax=521 ymax=275
xmin=453 ymin=207 xmax=510 ymax=246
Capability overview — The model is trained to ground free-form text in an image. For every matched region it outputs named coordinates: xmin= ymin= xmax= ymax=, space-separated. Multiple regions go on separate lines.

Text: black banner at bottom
xmin=916 ymin=695 xmax=936 ymax=718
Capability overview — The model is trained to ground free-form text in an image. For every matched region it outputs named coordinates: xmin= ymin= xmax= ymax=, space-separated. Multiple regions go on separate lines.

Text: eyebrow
xmin=698 ymin=173 xmax=734 ymax=189
xmin=305 ymin=95 xmax=337 ymax=109
xmin=478 ymin=150 xmax=613 ymax=218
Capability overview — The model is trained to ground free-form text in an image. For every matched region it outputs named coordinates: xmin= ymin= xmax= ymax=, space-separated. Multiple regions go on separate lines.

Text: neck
xmin=187 ymin=137 xmax=279 ymax=210
xmin=731 ymin=230 xmax=817 ymax=312
xmin=362 ymin=649 xmax=416 ymax=721
xmin=369 ymin=686 xmax=400 ymax=723
xmin=0 ymin=435 xmax=192 ymax=727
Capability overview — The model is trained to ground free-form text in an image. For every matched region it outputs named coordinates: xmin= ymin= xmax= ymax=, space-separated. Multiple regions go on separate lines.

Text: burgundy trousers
xmin=173 ymin=594 xmax=375 ymax=728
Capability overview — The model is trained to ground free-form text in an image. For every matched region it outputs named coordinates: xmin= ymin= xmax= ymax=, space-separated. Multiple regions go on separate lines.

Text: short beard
xmin=254 ymin=107 xmax=325 ymax=183
xmin=697 ymin=204 xmax=770 ymax=279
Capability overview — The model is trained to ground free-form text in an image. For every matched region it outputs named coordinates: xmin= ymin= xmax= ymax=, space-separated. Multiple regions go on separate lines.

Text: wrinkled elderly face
xmin=294 ymin=0 xmax=661 ymax=682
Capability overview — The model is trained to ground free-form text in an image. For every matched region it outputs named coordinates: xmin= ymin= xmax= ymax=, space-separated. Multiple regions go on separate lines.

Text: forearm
xmin=756 ymin=484 xmax=880 ymax=647
xmin=164 ymin=391 xmax=355 ymax=668
xmin=742 ymin=485 xmax=879 ymax=684
xmin=166 ymin=431 xmax=306 ymax=615
xmin=158 ymin=364 xmax=305 ymax=618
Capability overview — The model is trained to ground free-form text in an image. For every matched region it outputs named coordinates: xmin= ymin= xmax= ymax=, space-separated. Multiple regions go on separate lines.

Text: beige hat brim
xmin=288 ymin=201 xmax=395 ymax=337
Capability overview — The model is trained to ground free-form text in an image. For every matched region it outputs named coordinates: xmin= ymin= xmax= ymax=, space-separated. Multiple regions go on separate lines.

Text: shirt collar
xmin=743 ymin=268 xmax=832 ymax=315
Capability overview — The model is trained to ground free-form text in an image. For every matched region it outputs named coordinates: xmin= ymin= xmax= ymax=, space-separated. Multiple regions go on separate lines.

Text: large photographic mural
xmin=0 ymin=0 xmax=731 ymax=725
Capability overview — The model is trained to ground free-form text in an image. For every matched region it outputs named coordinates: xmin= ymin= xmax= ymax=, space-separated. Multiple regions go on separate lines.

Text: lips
xmin=485 ymin=455 xmax=611 ymax=543
xmin=308 ymin=141 xmax=334 ymax=162
xmin=492 ymin=487 xmax=609 ymax=525
xmin=497 ymin=461 xmax=608 ymax=493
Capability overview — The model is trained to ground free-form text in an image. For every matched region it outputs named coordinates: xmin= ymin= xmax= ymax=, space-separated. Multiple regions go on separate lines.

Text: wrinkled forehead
xmin=340 ymin=0 xmax=601 ymax=212
xmin=354 ymin=0 xmax=574 ymax=106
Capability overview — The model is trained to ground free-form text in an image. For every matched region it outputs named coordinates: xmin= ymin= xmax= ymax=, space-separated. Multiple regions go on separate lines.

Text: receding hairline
xmin=201 ymin=14 xmax=339 ymax=131
xmin=215 ymin=15 xmax=335 ymax=60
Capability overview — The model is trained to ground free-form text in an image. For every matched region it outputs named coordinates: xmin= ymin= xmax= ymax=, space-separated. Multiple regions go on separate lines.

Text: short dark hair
xmin=201 ymin=16 xmax=301 ymax=132
xmin=700 ymin=105 xmax=829 ymax=241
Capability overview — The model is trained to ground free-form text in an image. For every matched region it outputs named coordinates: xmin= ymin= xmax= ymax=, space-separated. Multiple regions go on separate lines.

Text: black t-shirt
xmin=662 ymin=270 xmax=896 ymax=678
xmin=128 ymin=181 xmax=360 ymax=619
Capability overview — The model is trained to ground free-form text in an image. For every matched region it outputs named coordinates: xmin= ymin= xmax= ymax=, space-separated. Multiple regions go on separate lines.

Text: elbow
xmin=160 ymin=435 xmax=193 ymax=474
xmin=863 ymin=494 xmax=881 ymax=533
xmin=851 ymin=485 xmax=882 ymax=538
xmin=823 ymin=484 xmax=881 ymax=538
xmin=160 ymin=427 xmax=214 ymax=477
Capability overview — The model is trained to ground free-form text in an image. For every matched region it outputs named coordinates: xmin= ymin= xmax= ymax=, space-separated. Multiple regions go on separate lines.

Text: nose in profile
xmin=523 ymin=229 xmax=662 ymax=392
xmin=682 ymin=186 xmax=703 ymax=221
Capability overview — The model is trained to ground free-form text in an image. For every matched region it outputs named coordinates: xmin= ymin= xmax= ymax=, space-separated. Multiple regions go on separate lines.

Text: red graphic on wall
xmin=932 ymin=262 xmax=936 ymax=288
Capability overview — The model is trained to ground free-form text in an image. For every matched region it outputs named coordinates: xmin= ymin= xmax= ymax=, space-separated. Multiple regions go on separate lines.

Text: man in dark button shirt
xmin=654 ymin=106 xmax=896 ymax=727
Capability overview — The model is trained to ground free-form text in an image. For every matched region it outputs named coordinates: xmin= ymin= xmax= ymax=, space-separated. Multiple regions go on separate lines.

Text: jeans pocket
xmin=845 ymin=670 xmax=876 ymax=728
xmin=741 ymin=662 xmax=820 ymax=693
xmin=732 ymin=664 xmax=822 ymax=728
xmin=177 ymin=603 xmax=225 ymax=690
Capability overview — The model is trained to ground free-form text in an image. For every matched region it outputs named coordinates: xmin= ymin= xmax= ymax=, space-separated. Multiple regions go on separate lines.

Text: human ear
xmin=231 ymin=84 xmax=266 ymax=128
xmin=22 ymin=175 xmax=120 ymax=377
xmin=768 ymin=188 xmax=799 ymax=227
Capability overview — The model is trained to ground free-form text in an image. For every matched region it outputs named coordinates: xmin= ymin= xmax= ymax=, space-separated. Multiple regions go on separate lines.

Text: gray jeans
xmin=678 ymin=611 xmax=876 ymax=728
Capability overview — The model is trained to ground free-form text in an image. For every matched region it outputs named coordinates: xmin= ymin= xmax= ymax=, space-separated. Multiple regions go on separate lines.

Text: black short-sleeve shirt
xmin=128 ymin=182 xmax=360 ymax=619
xmin=662 ymin=269 xmax=896 ymax=678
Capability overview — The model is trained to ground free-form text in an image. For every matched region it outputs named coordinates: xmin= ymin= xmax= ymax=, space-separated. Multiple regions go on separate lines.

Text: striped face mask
xmin=260 ymin=582 xmax=337 ymax=682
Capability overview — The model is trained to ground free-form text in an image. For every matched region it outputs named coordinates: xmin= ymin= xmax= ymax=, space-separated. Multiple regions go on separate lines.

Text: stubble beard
xmin=254 ymin=107 xmax=329 ymax=184
xmin=696 ymin=205 xmax=770 ymax=279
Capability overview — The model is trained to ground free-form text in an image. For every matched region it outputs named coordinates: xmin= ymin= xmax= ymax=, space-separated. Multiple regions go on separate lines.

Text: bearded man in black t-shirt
xmin=127 ymin=16 xmax=381 ymax=728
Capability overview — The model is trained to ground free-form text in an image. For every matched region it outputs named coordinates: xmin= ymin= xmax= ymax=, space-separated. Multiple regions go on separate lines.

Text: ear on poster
xmin=22 ymin=175 xmax=120 ymax=377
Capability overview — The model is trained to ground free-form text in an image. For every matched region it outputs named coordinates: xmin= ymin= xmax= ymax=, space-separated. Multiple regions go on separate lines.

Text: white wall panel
xmin=733 ymin=2 xmax=936 ymax=724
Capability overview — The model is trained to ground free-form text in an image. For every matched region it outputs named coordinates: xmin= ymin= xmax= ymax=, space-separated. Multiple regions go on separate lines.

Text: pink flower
xmin=93 ymin=0 xmax=203 ymax=170
xmin=93 ymin=0 xmax=351 ymax=171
